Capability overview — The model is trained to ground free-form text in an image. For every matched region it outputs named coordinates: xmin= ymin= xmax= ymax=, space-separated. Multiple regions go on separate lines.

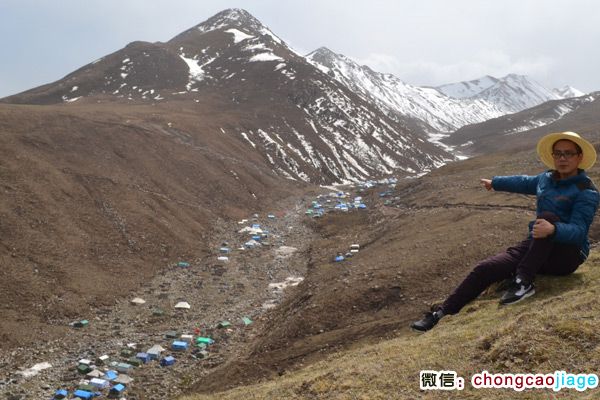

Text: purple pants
xmin=442 ymin=212 xmax=583 ymax=315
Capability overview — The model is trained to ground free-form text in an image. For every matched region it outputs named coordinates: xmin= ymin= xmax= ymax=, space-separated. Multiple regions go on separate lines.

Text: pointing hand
xmin=480 ymin=179 xmax=493 ymax=191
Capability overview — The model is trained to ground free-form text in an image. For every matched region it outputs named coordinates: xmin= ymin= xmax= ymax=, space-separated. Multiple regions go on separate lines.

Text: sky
xmin=1 ymin=0 xmax=599 ymax=98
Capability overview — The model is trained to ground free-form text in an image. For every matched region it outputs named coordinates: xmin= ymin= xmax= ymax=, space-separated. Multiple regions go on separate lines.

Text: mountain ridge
xmin=2 ymin=9 xmax=453 ymax=184
xmin=306 ymin=47 xmax=584 ymax=135
xmin=1 ymin=8 xmax=592 ymax=185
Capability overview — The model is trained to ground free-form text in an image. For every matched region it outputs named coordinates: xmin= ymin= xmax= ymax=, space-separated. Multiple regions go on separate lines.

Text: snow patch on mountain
xmin=239 ymin=132 xmax=256 ymax=148
xmin=179 ymin=55 xmax=206 ymax=88
xmin=197 ymin=9 xmax=285 ymax=48
xmin=225 ymin=28 xmax=254 ymax=44
xmin=244 ymin=43 xmax=269 ymax=52
xmin=249 ymin=53 xmax=284 ymax=62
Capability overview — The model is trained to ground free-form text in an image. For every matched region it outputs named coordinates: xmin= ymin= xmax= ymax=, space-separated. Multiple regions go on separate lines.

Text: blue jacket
xmin=492 ymin=170 xmax=599 ymax=260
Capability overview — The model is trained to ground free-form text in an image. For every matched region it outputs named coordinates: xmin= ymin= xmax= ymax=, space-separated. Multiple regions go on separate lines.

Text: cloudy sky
xmin=1 ymin=0 xmax=599 ymax=98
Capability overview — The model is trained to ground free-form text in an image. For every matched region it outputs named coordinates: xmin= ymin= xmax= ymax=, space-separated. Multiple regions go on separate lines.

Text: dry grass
xmin=180 ymin=252 xmax=600 ymax=400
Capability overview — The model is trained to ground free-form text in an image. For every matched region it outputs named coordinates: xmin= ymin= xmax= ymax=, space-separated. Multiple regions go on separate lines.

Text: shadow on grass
xmin=535 ymin=272 xmax=586 ymax=298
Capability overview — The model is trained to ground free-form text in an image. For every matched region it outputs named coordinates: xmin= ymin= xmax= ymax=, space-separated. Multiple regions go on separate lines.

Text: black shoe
xmin=411 ymin=311 xmax=441 ymax=332
xmin=500 ymin=277 xmax=535 ymax=305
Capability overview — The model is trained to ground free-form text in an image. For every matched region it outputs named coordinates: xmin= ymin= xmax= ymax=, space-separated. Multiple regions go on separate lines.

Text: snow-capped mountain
xmin=553 ymin=85 xmax=585 ymax=99
xmin=1 ymin=9 xmax=453 ymax=184
xmin=436 ymin=74 xmax=568 ymax=113
xmin=436 ymin=76 xmax=498 ymax=98
xmin=306 ymin=48 xmax=585 ymax=135
xmin=306 ymin=47 xmax=505 ymax=133
xmin=473 ymin=74 xmax=563 ymax=113
xmin=437 ymin=75 xmax=586 ymax=114
xmin=444 ymin=93 xmax=599 ymax=155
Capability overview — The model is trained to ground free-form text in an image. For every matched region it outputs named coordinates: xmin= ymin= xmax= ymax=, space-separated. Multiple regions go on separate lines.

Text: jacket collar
xmin=548 ymin=169 xmax=588 ymax=185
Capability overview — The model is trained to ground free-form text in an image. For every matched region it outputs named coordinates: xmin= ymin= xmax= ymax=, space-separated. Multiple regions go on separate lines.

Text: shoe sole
xmin=500 ymin=288 xmax=535 ymax=305
xmin=410 ymin=323 xmax=431 ymax=333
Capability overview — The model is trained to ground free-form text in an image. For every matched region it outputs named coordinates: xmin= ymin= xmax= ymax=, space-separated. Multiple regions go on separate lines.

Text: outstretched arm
xmin=490 ymin=174 xmax=540 ymax=195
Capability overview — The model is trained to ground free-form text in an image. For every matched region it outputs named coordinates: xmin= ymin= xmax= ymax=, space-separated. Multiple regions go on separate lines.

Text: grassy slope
xmin=180 ymin=252 xmax=600 ymax=399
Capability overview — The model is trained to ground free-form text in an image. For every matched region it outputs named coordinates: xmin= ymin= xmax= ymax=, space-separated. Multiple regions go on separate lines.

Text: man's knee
xmin=471 ymin=262 xmax=498 ymax=279
xmin=470 ymin=259 xmax=514 ymax=282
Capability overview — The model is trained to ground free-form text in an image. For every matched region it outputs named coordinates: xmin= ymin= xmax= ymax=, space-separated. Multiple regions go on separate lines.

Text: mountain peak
xmin=435 ymin=75 xmax=499 ymax=99
xmin=306 ymin=47 xmax=362 ymax=72
xmin=501 ymin=73 xmax=530 ymax=83
xmin=195 ymin=8 xmax=266 ymax=34
xmin=553 ymin=85 xmax=585 ymax=99
xmin=306 ymin=47 xmax=344 ymax=66
xmin=307 ymin=47 xmax=336 ymax=57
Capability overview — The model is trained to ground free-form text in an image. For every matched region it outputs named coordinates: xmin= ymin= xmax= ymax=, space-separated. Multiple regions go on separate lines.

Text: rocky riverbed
xmin=0 ymin=200 xmax=317 ymax=400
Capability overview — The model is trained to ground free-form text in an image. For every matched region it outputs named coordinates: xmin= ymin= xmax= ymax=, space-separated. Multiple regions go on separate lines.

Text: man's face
xmin=552 ymin=140 xmax=583 ymax=177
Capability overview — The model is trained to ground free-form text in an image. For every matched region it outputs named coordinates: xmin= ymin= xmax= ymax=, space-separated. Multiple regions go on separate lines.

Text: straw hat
xmin=536 ymin=131 xmax=596 ymax=170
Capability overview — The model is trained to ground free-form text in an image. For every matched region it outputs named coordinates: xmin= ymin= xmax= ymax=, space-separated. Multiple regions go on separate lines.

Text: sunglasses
xmin=551 ymin=151 xmax=581 ymax=159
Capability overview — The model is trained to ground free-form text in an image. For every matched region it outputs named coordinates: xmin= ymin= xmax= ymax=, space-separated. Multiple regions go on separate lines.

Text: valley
xmin=2 ymin=7 xmax=600 ymax=400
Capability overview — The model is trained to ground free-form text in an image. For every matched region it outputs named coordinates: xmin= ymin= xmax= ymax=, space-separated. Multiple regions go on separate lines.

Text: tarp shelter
xmin=180 ymin=334 xmax=194 ymax=343
xmin=104 ymin=370 xmax=118 ymax=380
xmin=172 ymin=340 xmax=189 ymax=351
xmin=115 ymin=362 xmax=133 ymax=373
xmin=195 ymin=337 xmax=215 ymax=345
xmin=86 ymin=369 xmax=104 ymax=378
xmin=71 ymin=319 xmax=89 ymax=328
xmin=160 ymin=356 xmax=176 ymax=367
xmin=147 ymin=345 xmax=165 ymax=360
xmin=73 ymin=390 xmax=94 ymax=400
xmin=114 ymin=374 xmax=134 ymax=384
xmin=174 ymin=302 xmax=191 ymax=309
xmin=109 ymin=383 xmax=125 ymax=397
xmin=90 ymin=378 xmax=109 ymax=389
xmin=77 ymin=364 xmax=92 ymax=374
xmin=217 ymin=321 xmax=231 ymax=328
xmin=96 ymin=355 xmax=109 ymax=365
xmin=136 ymin=352 xmax=150 ymax=363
